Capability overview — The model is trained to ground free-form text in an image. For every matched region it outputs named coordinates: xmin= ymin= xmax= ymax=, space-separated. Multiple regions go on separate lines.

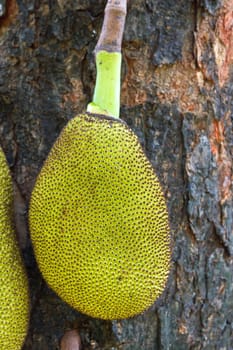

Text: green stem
xmin=87 ymin=0 xmax=127 ymax=119
xmin=87 ymin=51 xmax=121 ymax=118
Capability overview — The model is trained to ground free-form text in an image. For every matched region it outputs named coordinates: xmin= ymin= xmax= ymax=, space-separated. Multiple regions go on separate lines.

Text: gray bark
xmin=0 ymin=0 xmax=233 ymax=349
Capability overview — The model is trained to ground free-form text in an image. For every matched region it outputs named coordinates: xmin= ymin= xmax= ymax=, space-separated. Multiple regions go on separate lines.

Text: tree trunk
xmin=0 ymin=0 xmax=233 ymax=349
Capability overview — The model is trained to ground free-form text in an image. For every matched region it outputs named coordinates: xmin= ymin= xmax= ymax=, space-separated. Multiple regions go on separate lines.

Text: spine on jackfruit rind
xmin=87 ymin=0 xmax=127 ymax=119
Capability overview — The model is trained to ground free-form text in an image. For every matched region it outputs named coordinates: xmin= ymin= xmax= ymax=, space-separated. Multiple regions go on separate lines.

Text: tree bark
xmin=0 ymin=0 xmax=233 ymax=349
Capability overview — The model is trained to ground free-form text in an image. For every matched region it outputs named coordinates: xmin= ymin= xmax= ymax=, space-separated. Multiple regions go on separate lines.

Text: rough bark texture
xmin=0 ymin=0 xmax=233 ymax=349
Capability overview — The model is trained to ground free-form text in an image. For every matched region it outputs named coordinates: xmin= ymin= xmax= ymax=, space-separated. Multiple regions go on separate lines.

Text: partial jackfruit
xmin=29 ymin=113 xmax=170 ymax=320
xmin=0 ymin=146 xmax=29 ymax=349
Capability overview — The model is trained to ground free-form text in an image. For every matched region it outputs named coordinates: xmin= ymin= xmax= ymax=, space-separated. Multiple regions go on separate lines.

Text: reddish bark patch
xmin=121 ymin=46 xmax=148 ymax=107
xmin=63 ymin=79 xmax=86 ymax=105
xmin=155 ymin=63 xmax=203 ymax=114
xmin=215 ymin=0 xmax=233 ymax=86
xmin=209 ymin=114 xmax=232 ymax=203
xmin=0 ymin=0 xmax=18 ymax=36
xmin=121 ymin=43 xmax=203 ymax=115
xmin=195 ymin=1 xmax=233 ymax=86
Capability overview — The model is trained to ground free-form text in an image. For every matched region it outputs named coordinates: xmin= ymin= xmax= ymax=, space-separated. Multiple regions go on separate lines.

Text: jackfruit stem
xmin=95 ymin=0 xmax=127 ymax=54
xmin=87 ymin=51 xmax=121 ymax=118
xmin=87 ymin=0 xmax=127 ymax=118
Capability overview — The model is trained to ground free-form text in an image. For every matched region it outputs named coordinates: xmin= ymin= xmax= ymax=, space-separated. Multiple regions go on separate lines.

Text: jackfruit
xmin=29 ymin=113 xmax=170 ymax=320
xmin=0 ymin=146 xmax=29 ymax=349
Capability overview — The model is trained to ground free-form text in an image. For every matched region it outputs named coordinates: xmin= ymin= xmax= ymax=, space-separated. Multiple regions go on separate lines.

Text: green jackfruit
xmin=0 ymin=146 xmax=29 ymax=349
xmin=29 ymin=113 xmax=170 ymax=320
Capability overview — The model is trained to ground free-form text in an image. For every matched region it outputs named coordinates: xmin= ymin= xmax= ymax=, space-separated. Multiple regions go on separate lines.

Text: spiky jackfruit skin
xmin=29 ymin=113 xmax=170 ymax=320
xmin=0 ymin=147 xmax=29 ymax=349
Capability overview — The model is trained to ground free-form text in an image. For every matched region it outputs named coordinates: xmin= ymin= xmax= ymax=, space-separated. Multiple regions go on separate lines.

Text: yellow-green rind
xmin=0 ymin=147 xmax=29 ymax=350
xmin=29 ymin=113 xmax=171 ymax=320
